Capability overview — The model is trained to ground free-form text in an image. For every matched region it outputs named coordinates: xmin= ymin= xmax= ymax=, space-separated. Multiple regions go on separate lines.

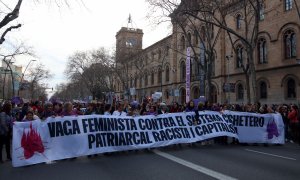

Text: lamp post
xmin=225 ymin=52 xmax=233 ymax=104
xmin=18 ymin=59 xmax=36 ymax=96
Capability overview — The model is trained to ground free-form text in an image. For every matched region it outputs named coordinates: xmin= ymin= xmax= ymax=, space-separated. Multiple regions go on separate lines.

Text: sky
xmin=2 ymin=0 xmax=171 ymax=97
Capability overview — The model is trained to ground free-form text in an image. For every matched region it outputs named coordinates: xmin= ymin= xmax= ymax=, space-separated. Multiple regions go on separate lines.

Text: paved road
xmin=1 ymin=142 xmax=300 ymax=180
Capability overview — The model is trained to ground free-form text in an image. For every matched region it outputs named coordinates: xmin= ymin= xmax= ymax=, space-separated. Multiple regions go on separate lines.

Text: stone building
xmin=115 ymin=0 xmax=300 ymax=105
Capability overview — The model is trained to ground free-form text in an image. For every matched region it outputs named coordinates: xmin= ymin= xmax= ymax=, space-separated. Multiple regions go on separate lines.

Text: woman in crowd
xmin=53 ymin=102 xmax=63 ymax=116
xmin=146 ymin=105 xmax=157 ymax=115
xmin=0 ymin=102 xmax=12 ymax=162
xmin=287 ymin=104 xmax=300 ymax=144
xmin=112 ymin=102 xmax=127 ymax=116
xmin=85 ymin=103 xmax=96 ymax=115
xmin=40 ymin=102 xmax=56 ymax=120
xmin=23 ymin=111 xmax=36 ymax=122
xmin=103 ymin=104 xmax=112 ymax=115
xmin=185 ymin=100 xmax=195 ymax=112
xmin=60 ymin=102 xmax=78 ymax=116
xmin=170 ymin=102 xmax=181 ymax=113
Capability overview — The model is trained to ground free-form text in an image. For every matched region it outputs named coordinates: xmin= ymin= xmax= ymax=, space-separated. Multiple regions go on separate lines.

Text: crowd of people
xmin=0 ymin=98 xmax=300 ymax=163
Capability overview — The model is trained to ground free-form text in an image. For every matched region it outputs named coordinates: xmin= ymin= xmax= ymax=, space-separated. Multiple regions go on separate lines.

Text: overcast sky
xmin=3 ymin=0 xmax=171 ymax=97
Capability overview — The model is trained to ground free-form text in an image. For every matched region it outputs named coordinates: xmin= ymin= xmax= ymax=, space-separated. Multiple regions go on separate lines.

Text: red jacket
xmin=288 ymin=109 xmax=299 ymax=123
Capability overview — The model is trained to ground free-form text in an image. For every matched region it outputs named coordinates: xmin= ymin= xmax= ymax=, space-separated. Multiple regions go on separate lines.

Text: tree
xmin=65 ymin=47 xmax=114 ymax=100
xmin=27 ymin=63 xmax=53 ymax=99
xmin=0 ymin=43 xmax=33 ymax=99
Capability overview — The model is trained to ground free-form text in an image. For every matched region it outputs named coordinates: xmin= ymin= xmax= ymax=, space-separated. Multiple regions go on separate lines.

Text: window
xmin=180 ymin=36 xmax=185 ymax=50
xmin=145 ymin=73 xmax=148 ymax=86
xmin=187 ymin=32 xmax=192 ymax=46
xmin=284 ymin=30 xmax=297 ymax=59
xmin=236 ymin=45 xmax=244 ymax=68
xmin=194 ymin=30 xmax=199 ymax=45
xmin=258 ymin=38 xmax=267 ymax=64
xmin=180 ymin=61 xmax=186 ymax=81
xmin=259 ymin=82 xmax=267 ymax=99
xmin=236 ymin=14 xmax=242 ymax=29
xmin=200 ymin=26 xmax=206 ymax=42
xmin=151 ymin=71 xmax=154 ymax=85
xmin=145 ymin=55 xmax=148 ymax=65
xmin=211 ymin=57 xmax=215 ymax=76
xmin=139 ymin=77 xmax=142 ymax=87
xmin=165 ymin=66 xmax=170 ymax=82
xmin=158 ymin=49 xmax=161 ymax=59
xmin=157 ymin=68 xmax=162 ymax=84
xmin=134 ymin=77 xmax=137 ymax=87
xmin=237 ymin=84 xmax=244 ymax=100
xmin=287 ymin=78 xmax=296 ymax=98
xmin=209 ymin=24 xmax=214 ymax=38
xmin=130 ymin=77 xmax=133 ymax=87
xmin=285 ymin=0 xmax=293 ymax=11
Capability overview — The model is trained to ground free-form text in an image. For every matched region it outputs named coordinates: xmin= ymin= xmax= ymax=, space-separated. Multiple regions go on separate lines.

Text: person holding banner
xmin=112 ymin=102 xmax=127 ymax=116
xmin=0 ymin=101 xmax=12 ymax=163
xmin=185 ymin=100 xmax=195 ymax=112
xmin=60 ymin=102 xmax=78 ymax=116
xmin=145 ymin=105 xmax=157 ymax=116
xmin=103 ymin=104 xmax=112 ymax=115
xmin=40 ymin=102 xmax=56 ymax=120
xmin=22 ymin=111 xmax=38 ymax=122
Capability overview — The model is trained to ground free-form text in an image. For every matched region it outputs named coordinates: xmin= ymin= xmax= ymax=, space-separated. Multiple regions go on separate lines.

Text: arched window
xmin=236 ymin=45 xmax=244 ymax=68
xmin=180 ymin=88 xmax=186 ymax=105
xmin=151 ymin=71 xmax=155 ymax=85
xmin=187 ymin=32 xmax=192 ymax=46
xmin=194 ymin=30 xmax=199 ymax=45
xmin=139 ymin=77 xmax=142 ymax=87
xmin=287 ymin=78 xmax=296 ymax=98
xmin=157 ymin=68 xmax=162 ymax=84
xmin=193 ymin=87 xmax=200 ymax=99
xmin=211 ymin=57 xmax=215 ymax=76
xmin=180 ymin=61 xmax=186 ymax=81
xmin=259 ymin=81 xmax=267 ymax=99
xmin=236 ymin=14 xmax=242 ymax=29
xmin=165 ymin=66 xmax=170 ymax=82
xmin=258 ymin=38 xmax=267 ymax=64
xmin=130 ymin=77 xmax=133 ymax=87
xmin=285 ymin=0 xmax=293 ymax=11
xmin=180 ymin=36 xmax=185 ymax=50
xmin=200 ymin=26 xmax=206 ymax=42
xmin=165 ymin=89 xmax=170 ymax=99
xmin=145 ymin=73 xmax=148 ymax=86
xmin=134 ymin=77 xmax=137 ymax=87
xmin=237 ymin=84 xmax=244 ymax=100
xmin=158 ymin=49 xmax=162 ymax=59
xmin=284 ymin=30 xmax=297 ymax=59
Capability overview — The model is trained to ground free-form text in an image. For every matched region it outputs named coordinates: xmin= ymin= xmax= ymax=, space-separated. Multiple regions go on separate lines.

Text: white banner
xmin=12 ymin=111 xmax=284 ymax=167
xmin=12 ymin=111 xmax=237 ymax=167
xmin=223 ymin=111 xmax=284 ymax=144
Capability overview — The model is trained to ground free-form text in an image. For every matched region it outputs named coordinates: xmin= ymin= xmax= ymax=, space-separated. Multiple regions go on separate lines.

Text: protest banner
xmin=12 ymin=111 xmax=284 ymax=167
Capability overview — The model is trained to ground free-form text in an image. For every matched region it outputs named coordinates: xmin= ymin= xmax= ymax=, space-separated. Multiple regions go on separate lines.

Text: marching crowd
xmin=1 ymin=98 xmax=300 ymax=163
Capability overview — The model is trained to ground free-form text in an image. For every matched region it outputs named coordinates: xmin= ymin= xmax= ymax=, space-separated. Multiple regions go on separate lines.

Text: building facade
xmin=115 ymin=0 xmax=300 ymax=105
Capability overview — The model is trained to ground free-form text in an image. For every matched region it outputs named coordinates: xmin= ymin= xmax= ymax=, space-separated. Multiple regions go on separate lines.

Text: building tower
xmin=115 ymin=14 xmax=143 ymax=64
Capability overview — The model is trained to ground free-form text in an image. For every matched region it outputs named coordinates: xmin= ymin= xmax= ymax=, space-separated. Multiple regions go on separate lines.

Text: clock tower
xmin=115 ymin=26 xmax=143 ymax=63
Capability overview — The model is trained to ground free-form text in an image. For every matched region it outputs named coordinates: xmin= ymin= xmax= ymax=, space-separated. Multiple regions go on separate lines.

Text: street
xmin=1 ymin=142 xmax=300 ymax=180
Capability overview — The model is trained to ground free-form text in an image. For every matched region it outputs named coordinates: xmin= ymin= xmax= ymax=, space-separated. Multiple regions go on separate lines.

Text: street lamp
xmin=18 ymin=59 xmax=36 ymax=96
xmin=225 ymin=52 xmax=233 ymax=104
